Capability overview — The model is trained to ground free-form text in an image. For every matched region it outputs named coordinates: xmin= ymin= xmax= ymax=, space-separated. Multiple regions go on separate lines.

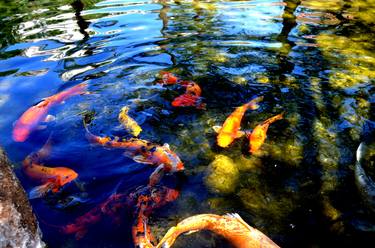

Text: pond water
xmin=1 ymin=0 xmax=374 ymax=247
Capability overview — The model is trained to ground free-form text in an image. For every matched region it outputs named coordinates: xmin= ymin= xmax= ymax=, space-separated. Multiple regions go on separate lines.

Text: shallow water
xmin=0 ymin=0 xmax=375 ymax=247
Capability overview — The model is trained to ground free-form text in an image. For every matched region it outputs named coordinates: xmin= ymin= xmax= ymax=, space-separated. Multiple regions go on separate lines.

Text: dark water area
xmin=1 ymin=0 xmax=375 ymax=247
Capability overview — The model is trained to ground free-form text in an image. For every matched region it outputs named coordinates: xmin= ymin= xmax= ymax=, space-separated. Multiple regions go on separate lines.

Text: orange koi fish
xmin=13 ymin=83 xmax=88 ymax=142
xmin=214 ymin=96 xmax=264 ymax=148
xmin=158 ymin=71 xmax=180 ymax=85
xmin=23 ymin=138 xmax=78 ymax=199
xmin=132 ymin=186 xmax=180 ymax=248
xmin=248 ymin=113 xmax=283 ymax=154
xmin=156 ymin=213 xmax=280 ymax=248
xmin=84 ymin=124 xmax=184 ymax=185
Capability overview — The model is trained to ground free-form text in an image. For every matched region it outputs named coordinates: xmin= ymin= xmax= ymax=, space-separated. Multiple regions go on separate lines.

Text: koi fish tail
xmin=156 ymin=227 xmax=179 ymax=248
xmin=246 ymin=96 xmax=264 ymax=110
xmin=82 ymin=118 xmax=100 ymax=144
xmin=36 ymin=134 xmax=54 ymax=160
xmin=263 ymin=112 xmax=284 ymax=125
xmin=29 ymin=181 xmax=56 ymax=199
xmin=56 ymin=83 xmax=88 ymax=103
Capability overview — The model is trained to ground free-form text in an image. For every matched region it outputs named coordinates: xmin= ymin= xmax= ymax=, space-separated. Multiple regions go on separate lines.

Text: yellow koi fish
xmin=118 ymin=106 xmax=142 ymax=137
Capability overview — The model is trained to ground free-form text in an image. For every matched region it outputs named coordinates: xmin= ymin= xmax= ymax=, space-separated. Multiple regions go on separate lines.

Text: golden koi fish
xmin=248 ymin=113 xmax=283 ymax=154
xmin=214 ymin=96 xmax=264 ymax=148
xmin=156 ymin=213 xmax=279 ymax=248
xmin=118 ymin=106 xmax=142 ymax=137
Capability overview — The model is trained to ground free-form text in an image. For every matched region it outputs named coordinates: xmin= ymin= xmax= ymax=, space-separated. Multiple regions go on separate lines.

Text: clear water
xmin=0 ymin=0 xmax=374 ymax=247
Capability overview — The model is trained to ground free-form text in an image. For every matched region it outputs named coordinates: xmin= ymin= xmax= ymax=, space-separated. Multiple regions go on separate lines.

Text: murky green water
xmin=0 ymin=0 xmax=374 ymax=247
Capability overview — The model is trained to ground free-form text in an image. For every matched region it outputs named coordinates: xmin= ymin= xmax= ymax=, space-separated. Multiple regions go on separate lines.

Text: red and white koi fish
xmin=132 ymin=186 xmax=180 ymax=248
xmin=13 ymin=83 xmax=88 ymax=142
xmin=23 ymin=138 xmax=78 ymax=199
xmin=248 ymin=113 xmax=283 ymax=154
xmin=213 ymin=96 xmax=264 ymax=148
xmin=157 ymin=71 xmax=180 ymax=85
xmin=156 ymin=213 xmax=280 ymax=248
xmin=171 ymin=81 xmax=205 ymax=109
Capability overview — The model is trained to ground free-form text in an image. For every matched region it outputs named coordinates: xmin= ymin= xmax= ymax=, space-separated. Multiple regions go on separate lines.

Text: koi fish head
xmin=159 ymin=71 xmax=179 ymax=85
xmin=56 ymin=167 xmax=78 ymax=186
xmin=184 ymin=82 xmax=202 ymax=96
xmin=158 ymin=144 xmax=184 ymax=172
xmin=12 ymin=126 xmax=30 ymax=142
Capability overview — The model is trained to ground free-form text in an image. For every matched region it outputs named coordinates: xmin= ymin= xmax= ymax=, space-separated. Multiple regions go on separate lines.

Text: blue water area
xmin=0 ymin=0 xmax=375 ymax=247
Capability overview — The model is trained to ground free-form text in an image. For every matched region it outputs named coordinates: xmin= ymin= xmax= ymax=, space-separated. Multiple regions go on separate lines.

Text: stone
xmin=0 ymin=148 xmax=44 ymax=248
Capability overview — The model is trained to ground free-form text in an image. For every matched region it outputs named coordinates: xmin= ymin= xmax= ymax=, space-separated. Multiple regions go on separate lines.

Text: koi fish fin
xmin=149 ymin=164 xmax=165 ymax=186
xmin=184 ymin=230 xmax=199 ymax=236
xmin=120 ymin=106 xmax=130 ymax=115
xmin=264 ymin=112 xmax=284 ymax=125
xmin=356 ymin=142 xmax=364 ymax=163
xmin=244 ymin=130 xmax=252 ymax=137
xmin=133 ymin=155 xmax=153 ymax=165
xmin=212 ymin=126 xmax=222 ymax=133
xmin=36 ymin=125 xmax=48 ymax=130
xmin=224 ymin=213 xmax=252 ymax=230
xmin=37 ymin=134 xmax=53 ymax=159
xmin=28 ymin=182 xmax=55 ymax=199
xmin=247 ymin=96 xmax=264 ymax=110
xmin=123 ymin=150 xmax=136 ymax=158
xmin=235 ymin=130 xmax=246 ymax=138
xmin=43 ymin=114 xmax=56 ymax=123
xmin=156 ymin=226 xmax=178 ymax=248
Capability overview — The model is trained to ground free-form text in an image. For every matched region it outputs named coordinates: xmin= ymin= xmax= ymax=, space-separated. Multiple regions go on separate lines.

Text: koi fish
xmin=213 ymin=96 xmax=264 ymax=148
xmin=132 ymin=195 xmax=157 ymax=248
xmin=63 ymin=185 xmax=179 ymax=240
xmin=84 ymin=123 xmax=184 ymax=185
xmin=180 ymin=81 xmax=201 ymax=96
xmin=62 ymin=193 xmax=129 ymax=239
xmin=171 ymin=94 xmax=206 ymax=109
xmin=132 ymin=186 xmax=180 ymax=248
xmin=171 ymin=81 xmax=205 ymax=109
xmin=156 ymin=213 xmax=280 ymax=248
xmin=248 ymin=113 xmax=283 ymax=154
xmin=118 ymin=106 xmax=142 ymax=137
xmin=23 ymin=138 xmax=78 ymax=199
xmin=158 ymin=71 xmax=180 ymax=85
xmin=355 ymin=142 xmax=375 ymax=213
xmin=13 ymin=83 xmax=88 ymax=142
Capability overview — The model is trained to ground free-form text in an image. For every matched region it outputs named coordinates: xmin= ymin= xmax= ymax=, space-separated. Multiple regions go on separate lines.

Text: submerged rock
xmin=0 ymin=148 xmax=44 ymax=248
xmin=205 ymin=155 xmax=239 ymax=194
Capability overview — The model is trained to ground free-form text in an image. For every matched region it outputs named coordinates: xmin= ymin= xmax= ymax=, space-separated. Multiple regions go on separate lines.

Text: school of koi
xmin=13 ymin=71 xmax=281 ymax=248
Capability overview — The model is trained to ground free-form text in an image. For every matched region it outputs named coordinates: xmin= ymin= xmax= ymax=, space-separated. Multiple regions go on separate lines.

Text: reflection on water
xmin=0 ymin=0 xmax=375 ymax=247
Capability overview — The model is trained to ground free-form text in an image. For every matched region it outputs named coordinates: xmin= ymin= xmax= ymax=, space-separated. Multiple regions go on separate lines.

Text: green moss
xmin=205 ymin=155 xmax=239 ymax=194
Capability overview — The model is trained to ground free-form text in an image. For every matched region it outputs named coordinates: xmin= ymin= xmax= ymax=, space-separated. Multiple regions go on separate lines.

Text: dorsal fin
xmin=224 ymin=213 xmax=252 ymax=231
